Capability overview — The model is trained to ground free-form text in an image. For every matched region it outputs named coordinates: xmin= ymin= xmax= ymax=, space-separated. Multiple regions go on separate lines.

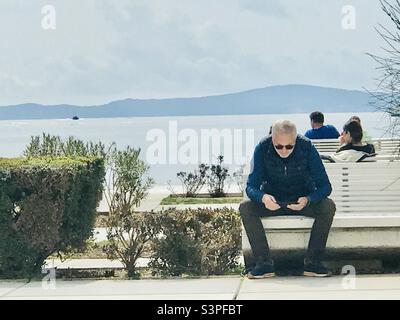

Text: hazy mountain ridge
xmin=0 ymin=85 xmax=375 ymax=120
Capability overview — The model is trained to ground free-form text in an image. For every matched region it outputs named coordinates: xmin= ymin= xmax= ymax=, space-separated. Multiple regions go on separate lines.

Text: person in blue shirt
xmin=305 ymin=111 xmax=340 ymax=139
xmin=240 ymin=120 xmax=336 ymax=279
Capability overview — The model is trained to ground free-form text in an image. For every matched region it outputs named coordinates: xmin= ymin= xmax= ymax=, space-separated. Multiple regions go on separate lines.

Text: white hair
xmin=271 ymin=120 xmax=297 ymax=138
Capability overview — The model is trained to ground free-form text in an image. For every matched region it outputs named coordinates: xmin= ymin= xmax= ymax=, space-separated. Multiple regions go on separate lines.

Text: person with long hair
xmin=339 ymin=115 xmax=372 ymax=144
xmin=337 ymin=120 xmax=375 ymax=154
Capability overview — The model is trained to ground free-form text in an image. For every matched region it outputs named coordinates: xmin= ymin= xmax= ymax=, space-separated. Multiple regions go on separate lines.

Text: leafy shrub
xmin=103 ymin=147 xmax=157 ymax=278
xmin=231 ymin=164 xmax=246 ymax=195
xmin=207 ymin=155 xmax=229 ymax=197
xmin=176 ymin=156 xmax=230 ymax=198
xmin=24 ymin=134 xmax=110 ymax=253
xmin=177 ymin=163 xmax=209 ymax=197
xmin=197 ymin=208 xmax=242 ymax=275
xmin=103 ymin=211 xmax=161 ymax=278
xmin=0 ymin=157 xmax=105 ymax=278
xmin=149 ymin=207 xmax=241 ymax=277
xmin=24 ymin=133 xmax=114 ymax=160
xmin=149 ymin=209 xmax=203 ymax=277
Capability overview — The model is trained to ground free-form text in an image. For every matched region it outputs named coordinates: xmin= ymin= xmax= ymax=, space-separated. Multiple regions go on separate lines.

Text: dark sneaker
xmin=303 ymin=261 xmax=331 ymax=277
xmin=247 ymin=260 xmax=275 ymax=279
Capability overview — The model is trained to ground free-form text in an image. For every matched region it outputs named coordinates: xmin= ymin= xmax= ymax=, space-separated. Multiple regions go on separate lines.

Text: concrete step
xmin=44 ymin=258 xmax=149 ymax=269
xmin=44 ymin=257 xmax=246 ymax=270
xmin=0 ymin=277 xmax=241 ymax=300
xmin=3 ymin=275 xmax=400 ymax=300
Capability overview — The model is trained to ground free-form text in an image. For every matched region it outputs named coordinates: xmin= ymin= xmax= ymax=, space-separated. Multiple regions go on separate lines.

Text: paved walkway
xmin=97 ymin=184 xmax=243 ymax=213
xmin=1 ymin=275 xmax=400 ymax=299
xmin=44 ymin=258 xmax=149 ymax=269
xmin=43 ymin=257 xmax=246 ymax=270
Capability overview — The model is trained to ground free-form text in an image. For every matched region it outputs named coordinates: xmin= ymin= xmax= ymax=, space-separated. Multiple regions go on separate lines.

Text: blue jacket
xmin=246 ymin=135 xmax=332 ymax=204
xmin=305 ymin=125 xmax=340 ymax=139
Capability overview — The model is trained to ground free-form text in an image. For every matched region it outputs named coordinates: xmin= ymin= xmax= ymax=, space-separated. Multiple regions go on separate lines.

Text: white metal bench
xmin=311 ymin=138 xmax=400 ymax=156
xmin=242 ymin=160 xmax=400 ymax=267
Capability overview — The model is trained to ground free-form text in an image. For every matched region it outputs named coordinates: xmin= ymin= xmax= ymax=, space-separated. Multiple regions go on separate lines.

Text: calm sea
xmin=0 ymin=112 xmax=395 ymax=184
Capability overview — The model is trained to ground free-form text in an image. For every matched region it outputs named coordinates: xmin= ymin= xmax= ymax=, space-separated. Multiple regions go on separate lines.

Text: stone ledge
xmin=259 ymin=214 xmax=400 ymax=229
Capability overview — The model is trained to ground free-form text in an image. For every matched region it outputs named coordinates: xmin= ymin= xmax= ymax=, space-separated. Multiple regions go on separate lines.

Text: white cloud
xmin=0 ymin=0 xmax=392 ymax=105
xmin=240 ymin=0 xmax=288 ymax=17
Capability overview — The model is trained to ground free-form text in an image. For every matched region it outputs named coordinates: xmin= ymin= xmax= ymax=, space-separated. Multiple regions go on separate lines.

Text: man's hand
xmin=287 ymin=197 xmax=308 ymax=211
xmin=262 ymin=194 xmax=281 ymax=211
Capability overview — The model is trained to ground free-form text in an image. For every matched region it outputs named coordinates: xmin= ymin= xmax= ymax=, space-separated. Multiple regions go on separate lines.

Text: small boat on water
xmin=72 ymin=116 xmax=79 ymax=120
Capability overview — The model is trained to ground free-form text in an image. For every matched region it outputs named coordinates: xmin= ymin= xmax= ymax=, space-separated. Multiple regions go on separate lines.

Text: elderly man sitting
xmin=240 ymin=120 xmax=336 ymax=279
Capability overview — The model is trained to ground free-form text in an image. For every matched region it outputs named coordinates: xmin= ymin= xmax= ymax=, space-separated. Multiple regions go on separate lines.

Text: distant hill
xmin=0 ymin=84 xmax=376 ymax=120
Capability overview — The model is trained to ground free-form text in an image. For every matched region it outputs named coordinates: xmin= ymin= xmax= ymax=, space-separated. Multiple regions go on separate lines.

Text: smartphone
xmin=276 ymin=201 xmax=299 ymax=207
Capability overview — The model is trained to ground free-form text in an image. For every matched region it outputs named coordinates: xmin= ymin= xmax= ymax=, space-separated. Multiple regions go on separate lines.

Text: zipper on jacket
xmin=284 ymin=165 xmax=287 ymax=176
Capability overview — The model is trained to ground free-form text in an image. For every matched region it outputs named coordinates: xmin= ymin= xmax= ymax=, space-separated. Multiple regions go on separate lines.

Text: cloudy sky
xmin=0 ymin=0 xmax=393 ymax=106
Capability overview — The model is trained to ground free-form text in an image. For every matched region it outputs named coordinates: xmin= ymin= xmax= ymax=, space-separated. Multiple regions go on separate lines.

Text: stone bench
xmin=242 ymin=161 xmax=400 ymax=269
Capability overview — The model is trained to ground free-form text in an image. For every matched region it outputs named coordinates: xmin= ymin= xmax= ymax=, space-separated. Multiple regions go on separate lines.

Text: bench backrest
xmin=325 ymin=161 xmax=400 ymax=214
xmin=242 ymin=161 xmax=400 ymax=215
xmin=312 ymin=138 xmax=400 ymax=155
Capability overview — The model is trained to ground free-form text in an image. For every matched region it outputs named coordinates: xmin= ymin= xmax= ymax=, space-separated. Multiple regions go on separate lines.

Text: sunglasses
xmin=274 ymin=144 xmax=295 ymax=150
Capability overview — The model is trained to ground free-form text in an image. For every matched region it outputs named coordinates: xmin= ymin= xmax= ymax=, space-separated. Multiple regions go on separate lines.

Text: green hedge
xmin=0 ymin=157 xmax=105 ymax=278
xmin=149 ymin=207 xmax=241 ymax=277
